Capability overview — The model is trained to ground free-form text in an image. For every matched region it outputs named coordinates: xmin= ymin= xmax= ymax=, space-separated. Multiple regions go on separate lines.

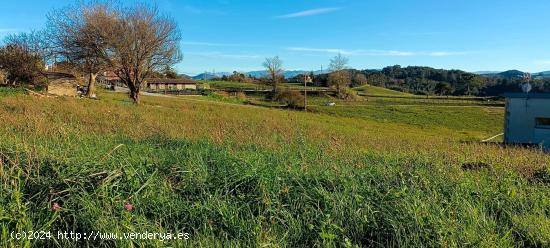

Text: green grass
xmin=310 ymin=105 xmax=504 ymax=138
xmin=353 ymin=84 xmax=412 ymax=96
xmin=0 ymin=87 xmax=25 ymax=97
xmin=1 ymin=89 xmax=550 ymax=247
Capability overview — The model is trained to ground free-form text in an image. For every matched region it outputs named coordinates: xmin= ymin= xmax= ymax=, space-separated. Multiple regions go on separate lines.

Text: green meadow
xmin=1 ymin=89 xmax=550 ymax=247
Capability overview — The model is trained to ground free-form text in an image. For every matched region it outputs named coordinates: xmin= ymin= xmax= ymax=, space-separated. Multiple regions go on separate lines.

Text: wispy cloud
xmin=276 ymin=8 xmax=341 ymax=19
xmin=287 ymin=47 xmax=470 ymax=57
xmin=535 ymin=60 xmax=550 ymax=66
xmin=287 ymin=47 xmax=353 ymax=55
xmin=186 ymin=52 xmax=261 ymax=59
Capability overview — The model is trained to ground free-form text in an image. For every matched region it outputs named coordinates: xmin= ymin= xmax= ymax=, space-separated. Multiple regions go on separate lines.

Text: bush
xmin=337 ymin=88 xmax=362 ymax=101
xmin=274 ymin=89 xmax=305 ymax=108
xmin=235 ymin=92 xmax=247 ymax=101
xmin=0 ymin=43 xmax=45 ymax=86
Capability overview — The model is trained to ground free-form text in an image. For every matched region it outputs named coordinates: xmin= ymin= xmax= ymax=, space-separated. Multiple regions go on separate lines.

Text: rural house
xmin=146 ymin=78 xmax=197 ymax=91
xmin=98 ymin=71 xmax=123 ymax=87
xmin=504 ymin=93 xmax=550 ymax=150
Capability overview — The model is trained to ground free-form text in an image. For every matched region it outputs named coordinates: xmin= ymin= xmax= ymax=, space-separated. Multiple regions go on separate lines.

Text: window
xmin=535 ymin=118 xmax=550 ymax=129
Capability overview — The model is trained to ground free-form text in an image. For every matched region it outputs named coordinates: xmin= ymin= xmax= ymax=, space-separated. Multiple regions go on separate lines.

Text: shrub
xmin=274 ymin=89 xmax=305 ymax=108
xmin=337 ymin=88 xmax=362 ymax=101
xmin=235 ymin=92 xmax=247 ymax=101
xmin=0 ymin=43 xmax=45 ymax=86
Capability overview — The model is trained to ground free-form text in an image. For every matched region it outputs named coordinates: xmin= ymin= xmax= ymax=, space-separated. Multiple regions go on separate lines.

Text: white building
xmin=504 ymin=93 xmax=550 ymax=149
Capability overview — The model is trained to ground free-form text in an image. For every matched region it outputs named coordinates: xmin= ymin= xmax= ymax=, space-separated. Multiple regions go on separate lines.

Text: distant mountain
xmin=474 ymin=71 xmax=502 ymax=75
xmin=478 ymin=70 xmax=526 ymax=79
xmin=193 ymin=70 xmax=329 ymax=80
xmin=246 ymin=70 xmax=329 ymax=78
xmin=496 ymin=70 xmax=526 ymax=78
xmin=192 ymin=72 xmax=232 ymax=80
xmin=191 ymin=68 xmax=547 ymax=80
xmin=476 ymin=70 xmax=550 ymax=79
xmin=533 ymin=71 xmax=550 ymax=78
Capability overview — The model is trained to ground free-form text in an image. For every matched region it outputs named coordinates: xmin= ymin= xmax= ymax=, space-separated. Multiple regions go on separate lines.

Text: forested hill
xmin=318 ymin=66 xmax=550 ymax=96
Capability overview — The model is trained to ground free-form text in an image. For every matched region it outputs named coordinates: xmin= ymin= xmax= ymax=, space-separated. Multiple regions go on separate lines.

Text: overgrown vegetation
xmin=1 ymin=90 xmax=549 ymax=247
xmin=274 ymin=89 xmax=305 ymax=108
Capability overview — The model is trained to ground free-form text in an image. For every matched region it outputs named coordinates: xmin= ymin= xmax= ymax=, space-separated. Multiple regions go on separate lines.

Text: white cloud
xmin=287 ymin=47 xmax=354 ymax=55
xmin=287 ymin=47 xmax=470 ymax=57
xmin=536 ymin=60 xmax=550 ymax=65
xmin=276 ymin=8 xmax=341 ymax=18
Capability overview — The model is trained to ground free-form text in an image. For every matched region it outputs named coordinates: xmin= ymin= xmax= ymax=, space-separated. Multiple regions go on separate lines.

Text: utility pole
xmin=304 ymin=73 xmax=312 ymax=112
xmin=304 ymin=75 xmax=307 ymax=111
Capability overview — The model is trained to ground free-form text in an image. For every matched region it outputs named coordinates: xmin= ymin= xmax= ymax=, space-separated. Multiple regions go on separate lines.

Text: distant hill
xmin=533 ymin=71 xmax=550 ymax=78
xmin=495 ymin=70 xmax=526 ymax=79
xmin=474 ymin=71 xmax=502 ymax=75
xmin=247 ymin=70 xmax=328 ymax=78
xmin=478 ymin=70 xmax=550 ymax=79
xmin=193 ymin=70 xmax=329 ymax=80
xmin=477 ymin=70 xmax=526 ymax=78
xmin=192 ymin=72 xmax=232 ymax=80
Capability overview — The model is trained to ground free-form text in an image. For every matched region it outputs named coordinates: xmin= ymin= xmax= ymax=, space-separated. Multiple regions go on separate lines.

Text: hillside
xmin=353 ymin=84 xmax=413 ymax=96
xmin=1 ymin=90 xmax=550 ymax=247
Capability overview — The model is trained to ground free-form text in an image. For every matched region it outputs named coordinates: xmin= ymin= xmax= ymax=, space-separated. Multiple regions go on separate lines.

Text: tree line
xmin=313 ymin=65 xmax=550 ymax=96
xmin=0 ymin=1 xmax=182 ymax=103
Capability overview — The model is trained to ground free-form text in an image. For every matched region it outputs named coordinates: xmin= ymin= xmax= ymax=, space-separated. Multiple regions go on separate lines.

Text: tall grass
xmin=1 ymin=91 xmax=549 ymax=247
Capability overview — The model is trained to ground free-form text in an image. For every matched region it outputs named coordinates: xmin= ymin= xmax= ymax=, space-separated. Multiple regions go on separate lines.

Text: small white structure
xmin=504 ymin=93 xmax=550 ymax=149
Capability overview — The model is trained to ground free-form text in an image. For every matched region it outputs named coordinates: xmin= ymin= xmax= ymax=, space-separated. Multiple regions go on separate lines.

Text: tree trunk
xmin=86 ymin=73 xmax=97 ymax=97
xmin=130 ymin=88 xmax=140 ymax=104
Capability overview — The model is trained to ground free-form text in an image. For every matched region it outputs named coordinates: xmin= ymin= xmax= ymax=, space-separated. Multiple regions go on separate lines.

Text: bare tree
xmin=0 ymin=33 xmax=47 ymax=86
xmin=47 ymin=1 xmax=117 ymax=97
xmin=328 ymin=53 xmax=351 ymax=96
xmin=353 ymin=73 xmax=367 ymax=86
xmin=103 ymin=4 xmax=182 ymax=104
xmin=263 ymin=56 xmax=284 ymax=92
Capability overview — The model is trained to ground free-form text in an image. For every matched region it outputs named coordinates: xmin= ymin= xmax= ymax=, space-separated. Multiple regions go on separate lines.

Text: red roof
xmin=102 ymin=71 xmax=121 ymax=81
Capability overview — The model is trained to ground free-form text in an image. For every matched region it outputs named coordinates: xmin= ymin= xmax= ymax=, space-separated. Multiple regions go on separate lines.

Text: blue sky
xmin=1 ymin=0 xmax=550 ymax=75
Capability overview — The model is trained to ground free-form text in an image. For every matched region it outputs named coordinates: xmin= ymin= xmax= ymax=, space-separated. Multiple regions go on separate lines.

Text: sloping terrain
xmin=1 ymin=91 xmax=549 ymax=247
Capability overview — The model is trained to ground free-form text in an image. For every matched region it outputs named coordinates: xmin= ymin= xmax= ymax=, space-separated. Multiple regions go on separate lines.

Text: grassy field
xmin=353 ymin=84 xmax=412 ymax=96
xmin=1 ymin=89 xmax=550 ymax=247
